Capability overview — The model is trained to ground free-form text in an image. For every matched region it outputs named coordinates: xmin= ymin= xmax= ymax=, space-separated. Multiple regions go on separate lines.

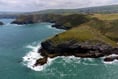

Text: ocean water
xmin=0 ymin=19 xmax=118 ymax=79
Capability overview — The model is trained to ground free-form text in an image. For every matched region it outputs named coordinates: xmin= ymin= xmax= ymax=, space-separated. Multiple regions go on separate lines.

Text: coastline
xmin=23 ymin=42 xmax=118 ymax=71
xmin=12 ymin=14 xmax=118 ymax=70
xmin=22 ymin=23 xmax=118 ymax=71
xmin=22 ymin=24 xmax=64 ymax=71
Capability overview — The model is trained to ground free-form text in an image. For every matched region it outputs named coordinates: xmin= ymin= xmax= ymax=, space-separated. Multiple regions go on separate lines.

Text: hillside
xmin=36 ymin=25 xmax=118 ymax=65
xmin=1 ymin=4 xmax=118 ymax=19
xmin=48 ymin=25 xmax=117 ymax=46
xmin=11 ymin=13 xmax=118 ymax=42
xmin=34 ymin=13 xmax=118 ymax=65
xmin=36 ymin=5 xmax=118 ymax=14
xmin=11 ymin=10 xmax=118 ymax=65
xmin=11 ymin=14 xmax=91 ymax=29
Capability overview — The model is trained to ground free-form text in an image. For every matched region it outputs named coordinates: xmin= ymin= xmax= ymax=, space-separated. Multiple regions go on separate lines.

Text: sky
xmin=0 ymin=0 xmax=118 ymax=12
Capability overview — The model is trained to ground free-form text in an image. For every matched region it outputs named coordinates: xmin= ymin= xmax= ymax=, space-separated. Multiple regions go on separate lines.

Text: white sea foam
xmin=83 ymin=58 xmax=94 ymax=62
xmin=103 ymin=60 xmax=118 ymax=64
xmin=46 ymin=25 xmax=60 ymax=31
xmin=22 ymin=43 xmax=58 ymax=71
xmin=61 ymin=56 xmax=80 ymax=63
xmin=46 ymin=24 xmax=54 ymax=29
xmin=46 ymin=23 xmax=65 ymax=32
xmin=107 ymin=54 xmax=118 ymax=57
xmin=102 ymin=54 xmax=118 ymax=64
xmin=10 ymin=23 xmax=24 ymax=26
xmin=24 ymin=43 xmax=118 ymax=71
xmin=23 ymin=44 xmax=81 ymax=71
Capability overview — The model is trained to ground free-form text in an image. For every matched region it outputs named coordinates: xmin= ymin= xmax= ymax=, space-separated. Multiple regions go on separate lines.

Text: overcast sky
xmin=0 ymin=0 xmax=118 ymax=12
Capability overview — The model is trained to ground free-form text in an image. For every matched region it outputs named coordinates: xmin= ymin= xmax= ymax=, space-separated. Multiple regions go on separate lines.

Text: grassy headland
xmin=12 ymin=13 xmax=118 ymax=46
xmin=12 ymin=13 xmax=118 ymax=65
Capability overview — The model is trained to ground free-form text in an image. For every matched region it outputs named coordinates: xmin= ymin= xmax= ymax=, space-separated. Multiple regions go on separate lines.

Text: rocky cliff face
xmin=11 ymin=15 xmax=37 ymax=24
xmin=11 ymin=14 xmax=90 ymax=30
xmin=11 ymin=14 xmax=60 ymax=24
xmin=35 ymin=40 xmax=118 ymax=66
xmin=11 ymin=13 xmax=118 ymax=66
xmin=34 ymin=24 xmax=118 ymax=66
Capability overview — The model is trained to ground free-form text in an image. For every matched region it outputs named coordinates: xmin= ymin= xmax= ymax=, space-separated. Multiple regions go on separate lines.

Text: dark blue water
xmin=0 ymin=19 xmax=118 ymax=79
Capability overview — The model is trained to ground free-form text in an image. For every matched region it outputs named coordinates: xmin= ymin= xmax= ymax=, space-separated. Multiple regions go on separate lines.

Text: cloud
xmin=0 ymin=0 xmax=118 ymax=12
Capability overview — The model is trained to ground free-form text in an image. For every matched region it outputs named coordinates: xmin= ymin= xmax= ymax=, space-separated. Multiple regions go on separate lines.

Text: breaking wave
xmin=22 ymin=43 xmax=58 ymax=71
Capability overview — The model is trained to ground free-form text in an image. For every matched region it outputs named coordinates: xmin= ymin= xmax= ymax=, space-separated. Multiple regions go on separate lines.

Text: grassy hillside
xmin=86 ymin=17 xmax=118 ymax=41
xmin=36 ymin=5 xmax=118 ymax=14
xmin=35 ymin=13 xmax=118 ymax=65
xmin=12 ymin=12 xmax=118 ymax=45
xmin=47 ymin=25 xmax=117 ymax=47
xmin=12 ymin=14 xmax=91 ymax=29
xmin=92 ymin=14 xmax=118 ymax=20
xmin=43 ymin=13 xmax=118 ymax=47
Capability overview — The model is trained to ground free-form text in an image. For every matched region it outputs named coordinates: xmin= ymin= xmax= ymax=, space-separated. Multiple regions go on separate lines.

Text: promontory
xmin=12 ymin=13 xmax=118 ymax=66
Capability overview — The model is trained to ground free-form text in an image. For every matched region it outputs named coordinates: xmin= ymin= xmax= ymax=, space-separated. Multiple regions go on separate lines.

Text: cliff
xmin=12 ymin=13 xmax=118 ymax=66
xmin=35 ymin=14 xmax=118 ymax=66
xmin=35 ymin=40 xmax=118 ymax=66
xmin=35 ymin=26 xmax=118 ymax=66
xmin=11 ymin=14 xmax=90 ymax=29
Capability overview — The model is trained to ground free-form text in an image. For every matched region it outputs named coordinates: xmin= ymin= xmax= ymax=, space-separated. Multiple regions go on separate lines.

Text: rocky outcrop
xmin=11 ymin=15 xmax=36 ymax=24
xmin=11 ymin=21 xmax=34 ymax=24
xmin=11 ymin=14 xmax=59 ymax=25
xmin=35 ymin=40 xmax=118 ymax=66
xmin=0 ymin=22 xmax=4 ymax=25
xmin=11 ymin=14 xmax=90 ymax=30
xmin=13 ymin=13 xmax=118 ymax=66
xmin=104 ymin=56 xmax=118 ymax=62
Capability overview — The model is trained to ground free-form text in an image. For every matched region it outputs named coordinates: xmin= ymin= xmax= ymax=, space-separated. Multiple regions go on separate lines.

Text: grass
xmin=44 ymin=13 xmax=118 ymax=47
xmin=87 ymin=18 xmax=118 ymax=41
xmin=92 ymin=13 xmax=118 ymax=20
xmin=48 ymin=25 xmax=117 ymax=47
xmin=17 ymin=13 xmax=118 ymax=47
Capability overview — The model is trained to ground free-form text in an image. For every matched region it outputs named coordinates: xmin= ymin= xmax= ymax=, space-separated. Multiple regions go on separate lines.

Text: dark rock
xmin=52 ymin=24 xmax=70 ymax=30
xmin=11 ymin=14 xmax=37 ymax=25
xmin=11 ymin=20 xmax=34 ymax=25
xmin=11 ymin=14 xmax=90 ymax=30
xmin=112 ymin=48 xmax=118 ymax=54
xmin=34 ymin=57 xmax=47 ymax=66
xmin=41 ymin=41 xmax=56 ymax=54
xmin=35 ymin=40 xmax=118 ymax=66
xmin=0 ymin=22 xmax=4 ymax=25
xmin=104 ymin=56 xmax=118 ymax=62
xmin=104 ymin=57 xmax=115 ymax=62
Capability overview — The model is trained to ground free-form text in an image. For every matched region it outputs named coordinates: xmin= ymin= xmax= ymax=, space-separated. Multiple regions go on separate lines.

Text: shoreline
xmin=23 ymin=42 xmax=118 ymax=71
xmin=22 ymin=24 xmax=64 ymax=71
xmin=12 ymin=14 xmax=118 ymax=70
xmin=35 ymin=41 xmax=118 ymax=66
xmin=21 ymin=23 xmax=118 ymax=70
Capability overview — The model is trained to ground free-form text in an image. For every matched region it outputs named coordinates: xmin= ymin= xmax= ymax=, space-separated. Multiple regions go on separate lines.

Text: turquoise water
xmin=0 ymin=19 xmax=118 ymax=79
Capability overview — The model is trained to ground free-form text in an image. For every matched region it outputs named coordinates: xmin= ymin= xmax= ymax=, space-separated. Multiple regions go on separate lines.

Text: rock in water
xmin=0 ymin=22 xmax=4 ymax=25
xmin=34 ymin=57 xmax=48 ymax=66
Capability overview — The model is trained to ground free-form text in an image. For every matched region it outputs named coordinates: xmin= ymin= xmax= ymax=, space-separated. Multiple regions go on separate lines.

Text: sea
xmin=0 ymin=19 xmax=118 ymax=79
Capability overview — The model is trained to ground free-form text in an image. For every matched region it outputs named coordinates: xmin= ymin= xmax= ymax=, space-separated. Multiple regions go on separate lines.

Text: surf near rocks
xmin=34 ymin=40 xmax=118 ymax=66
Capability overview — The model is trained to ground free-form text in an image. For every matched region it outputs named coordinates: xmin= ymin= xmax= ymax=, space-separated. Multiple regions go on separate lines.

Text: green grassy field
xmin=48 ymin=25 xmax=117 ymax=47
xmin=46 ymin=13 xmax=118 ymax=47
xmin=92 ymin=14 xmax=118 ymax=20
